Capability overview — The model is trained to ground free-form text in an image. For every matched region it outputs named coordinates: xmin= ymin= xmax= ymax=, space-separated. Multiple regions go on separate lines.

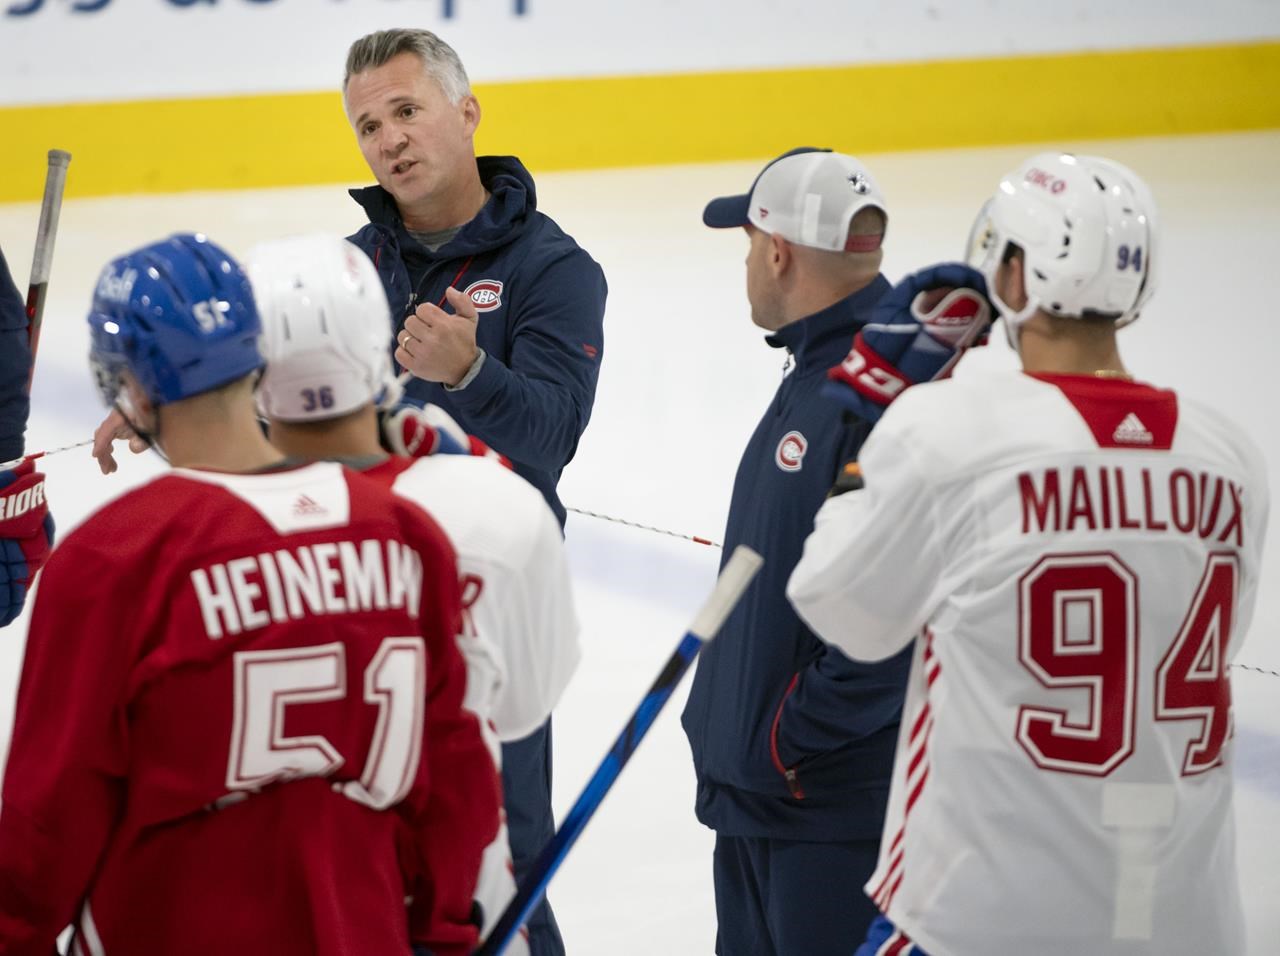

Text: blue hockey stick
xmin=475 ymin=545 xmax=763 ymax=956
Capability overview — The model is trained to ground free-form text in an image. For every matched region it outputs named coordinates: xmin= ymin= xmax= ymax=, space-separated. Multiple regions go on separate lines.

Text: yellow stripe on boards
xmin=0 ymin=92 xmax=358 ymax=202
xmin=2 ymin=40 xmax=1278 ymax=203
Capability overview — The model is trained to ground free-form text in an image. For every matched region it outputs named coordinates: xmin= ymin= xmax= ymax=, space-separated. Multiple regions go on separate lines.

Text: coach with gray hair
xmin=342 ymin=28 xmax=606 ymax=956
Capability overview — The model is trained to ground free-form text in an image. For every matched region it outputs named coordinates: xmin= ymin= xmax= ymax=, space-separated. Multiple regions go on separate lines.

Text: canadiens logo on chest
xmin=775 ymin=430 xmax=808 ymax=472
xmin=463 ymin=279 xmax=504 ymax=313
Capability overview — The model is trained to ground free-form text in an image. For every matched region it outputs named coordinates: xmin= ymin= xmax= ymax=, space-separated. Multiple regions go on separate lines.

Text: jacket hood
xmin=348 ymin=155 xmax=538 ymax=258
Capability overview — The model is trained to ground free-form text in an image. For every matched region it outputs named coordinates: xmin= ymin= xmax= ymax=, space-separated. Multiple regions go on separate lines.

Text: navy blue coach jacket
xmin=681 ymin=276 xmax=912 ymax=842
xmin=0 ymin=247 xmax=31 ymax=462
xmin=348 ymin=156 xmax=607 ymax=526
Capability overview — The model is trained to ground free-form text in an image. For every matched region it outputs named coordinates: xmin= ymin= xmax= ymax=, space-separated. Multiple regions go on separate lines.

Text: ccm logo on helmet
xmin=1025 ymin=168 xmax=1068 ymax=194
xmin=776 ymin=431 xmax=808 ymax=473
xmin=463 ymin=279 xmax=504 ymax=313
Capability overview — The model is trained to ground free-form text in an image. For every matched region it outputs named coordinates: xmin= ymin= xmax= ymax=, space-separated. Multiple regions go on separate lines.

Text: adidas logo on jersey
xmin=1112 ymin=413 xmax=1154 ymax=445
xmin=292 ymin=494 xmax=326 ymax=517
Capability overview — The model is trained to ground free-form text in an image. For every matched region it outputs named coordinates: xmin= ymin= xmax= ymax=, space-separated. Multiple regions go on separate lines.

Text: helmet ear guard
xmin=966 ymin=200 xmax=1039 ymax=333
xmin=965 ymin=152 xmax=1158 ymax=340
xmin=89 ymin=344 xmax=128 ymax=409
xmin=247 ymin=234 xmax=401 ymax=423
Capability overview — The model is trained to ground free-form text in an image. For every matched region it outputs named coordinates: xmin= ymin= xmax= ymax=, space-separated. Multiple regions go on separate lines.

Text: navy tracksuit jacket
xmin=682 ymin=276 xmax=912 ymax=844
xmin=348 ymin=157 xmax=604 ymax=956
xmin=0 ymin=246 xmax=31 ymax=461
xmin=347 ymin=156 xmax=607 ymax=527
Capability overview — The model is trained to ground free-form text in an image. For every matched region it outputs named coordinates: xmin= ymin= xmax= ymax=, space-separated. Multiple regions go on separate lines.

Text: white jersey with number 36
xmin=371 ymin=454 xmax=581 ymax=743
xmin=788 ymin=370 xmax=1269 ymax=956
xmin=368 ymin=453 xmax=581 ymax=956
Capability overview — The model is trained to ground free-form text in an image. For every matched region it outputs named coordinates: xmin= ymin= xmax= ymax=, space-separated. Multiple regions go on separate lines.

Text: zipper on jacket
xmin=772 ymin=349 xmax=796 ymax=416
xmin=405 ymin=255 xmax=476 ymax=315
xmin=769 ymin=672 xmax=805 ymax=799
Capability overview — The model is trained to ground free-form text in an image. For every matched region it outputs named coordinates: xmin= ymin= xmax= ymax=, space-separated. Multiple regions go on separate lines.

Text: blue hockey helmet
xmin=88 ymin=233 xmax=264 ymax=407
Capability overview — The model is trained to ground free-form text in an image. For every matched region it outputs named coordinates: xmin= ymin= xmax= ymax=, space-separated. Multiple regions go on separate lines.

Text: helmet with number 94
xmin=88 ymin=233 xmax=264 ymax=409
xmin=966 ymin=152 xmax=1158 ymax=334
xmin=248 ymin=234 xmax=402 ymax=422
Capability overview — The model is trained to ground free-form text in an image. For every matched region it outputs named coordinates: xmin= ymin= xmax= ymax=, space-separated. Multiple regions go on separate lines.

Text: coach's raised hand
xmin=395 ymin=286 xmax=481 ymax=387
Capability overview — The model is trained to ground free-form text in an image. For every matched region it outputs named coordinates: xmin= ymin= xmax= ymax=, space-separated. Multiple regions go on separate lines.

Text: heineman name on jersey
xmin=191 ymin=539 xmax=424 ymax=640
xmin=1018 ymin=465 xmax=1245 ymax=545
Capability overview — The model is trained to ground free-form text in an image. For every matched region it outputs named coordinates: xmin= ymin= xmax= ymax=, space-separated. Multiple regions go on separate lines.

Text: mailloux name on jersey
xmin=1018 ymin=465 xmax=1245 ymax=545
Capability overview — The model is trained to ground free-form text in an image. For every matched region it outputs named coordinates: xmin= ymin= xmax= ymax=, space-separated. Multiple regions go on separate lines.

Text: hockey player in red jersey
xmin=789 ymin=153 xmax=1270 ymax=956
xmin=0 ymin=234 xmax=500 ymax=956
xmin=244 ymin=233 xmax=581 ymax=956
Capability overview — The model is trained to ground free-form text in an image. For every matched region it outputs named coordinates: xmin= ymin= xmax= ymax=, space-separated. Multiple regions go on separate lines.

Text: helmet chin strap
xmin=979 ymin=260 xmax=1040 ymax=356
xmin=996 ymin=295 xmax=1039 ymax=356
xmin=375 ymin=371 xmax=411 ymax=412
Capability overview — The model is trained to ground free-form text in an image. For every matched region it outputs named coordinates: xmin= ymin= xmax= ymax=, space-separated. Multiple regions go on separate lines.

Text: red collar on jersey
xmin=1028 ymin=372 xmax=1178 ymax=450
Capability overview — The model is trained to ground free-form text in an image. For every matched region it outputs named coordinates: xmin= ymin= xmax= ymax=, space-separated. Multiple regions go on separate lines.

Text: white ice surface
xmin=0 ymin=132 xmax=1277 ymax=954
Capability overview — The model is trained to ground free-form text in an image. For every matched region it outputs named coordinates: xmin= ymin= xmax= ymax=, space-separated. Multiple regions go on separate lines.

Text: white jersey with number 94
xmin=788 ymin=370 xmax=1269 ymax=956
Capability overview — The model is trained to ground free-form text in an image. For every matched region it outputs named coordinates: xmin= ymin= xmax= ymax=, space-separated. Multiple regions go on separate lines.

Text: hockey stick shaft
xmin=475 ymin=545 xmax=763 ymax=956
xmin=25 ymin=149 xmax=72 ymax=394
xmin=0 ymin=438 xmax=94 ymax=472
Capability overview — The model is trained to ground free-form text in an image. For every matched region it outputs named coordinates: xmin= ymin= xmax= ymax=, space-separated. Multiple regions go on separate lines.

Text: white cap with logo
xmin=703 ymin=147 xmax=888 ymax=253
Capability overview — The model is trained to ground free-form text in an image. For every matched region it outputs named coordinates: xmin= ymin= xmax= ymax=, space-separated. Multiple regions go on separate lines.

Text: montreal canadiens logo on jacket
xmin=775 ymin=430 xmax=808 ymax=472
xmin=463 ymin=279 xmax=504 ymax=313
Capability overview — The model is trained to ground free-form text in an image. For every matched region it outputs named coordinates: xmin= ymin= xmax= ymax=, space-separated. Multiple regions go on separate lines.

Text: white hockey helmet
xmin=966 ymin=151 xmax=1158 ymax=332
xmin=247 ymin=234 xmax=402 ymax=422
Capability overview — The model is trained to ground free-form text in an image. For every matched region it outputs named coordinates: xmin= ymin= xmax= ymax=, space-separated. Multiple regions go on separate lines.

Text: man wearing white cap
xmin=680 ymin=148 xmax=913 ymax=956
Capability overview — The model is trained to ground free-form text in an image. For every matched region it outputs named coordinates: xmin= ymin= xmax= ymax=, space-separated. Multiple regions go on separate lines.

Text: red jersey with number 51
xmin=789 ymin=371 xmax=1270 ymax=956
xmin=0 ymin=462 xmax=500 ymax=956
